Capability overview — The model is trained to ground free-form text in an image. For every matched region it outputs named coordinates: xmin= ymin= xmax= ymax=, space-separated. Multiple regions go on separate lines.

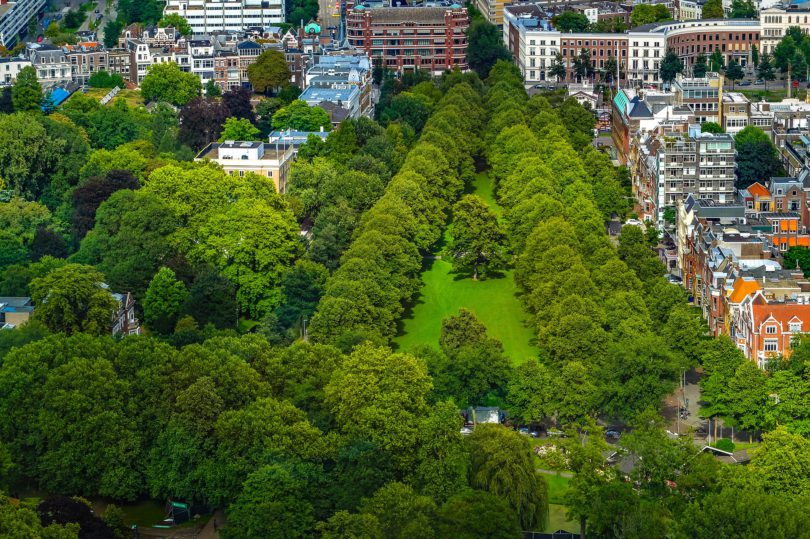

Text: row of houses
xmin=676 ymin=190 xmax=810 ymax=366
xmin=503 ymin=1 xmax=806 ymax=87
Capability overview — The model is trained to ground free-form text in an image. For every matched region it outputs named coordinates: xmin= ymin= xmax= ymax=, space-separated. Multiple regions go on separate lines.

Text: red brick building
xmin=346 ymin=5 xmax=469 ymax=74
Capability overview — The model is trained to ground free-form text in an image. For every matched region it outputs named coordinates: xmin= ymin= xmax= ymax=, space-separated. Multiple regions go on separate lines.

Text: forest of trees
xmin=1 ymin=54 xmax=809 ymax=538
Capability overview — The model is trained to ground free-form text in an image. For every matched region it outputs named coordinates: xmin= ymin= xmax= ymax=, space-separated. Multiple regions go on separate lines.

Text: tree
xmin=158 ymin=13 xmax=192 ymax=36
xmin=273 ymin=259 xmax=330 ymax=332
xmin=218 ymin=117 xmax=260 ymax=142
xmin=702 ymin=0 xmax=725 ymax=18
xmin=179 ymin=97 xmax=231 ymax=150
xmin=447 ymin=195 xmax=507 ymax=279
xmin=103 ymin=19 xmax=124 ymax=49
xmin=30 ymin=264 xmax=117 ymax=335
xmin=359 ymin=482 xmax=437 ymax=538
xmin=204 ymin=79 xmax=222 ymax=97
xmin=693 ymin=52 xmax=708 ymax=77
xmin=38 ymin=496 xmax=116 ymax=537
xmin=630 ymin=4 xmax=671 ymax=27
xmin=222 ymin=86 xmax=256 ymax=123
xmin=751 ymin=44 xmax=759 ymax=67
xmin=758 ymin=54 xmax=776 ymax=89
xmin=701 ymin=121 xmax=724 ymax=133
xmin=573 ymin=49 xmax=593 ymax=81
xmin=11 ymin=66 xmax=42 ymax=112
xmin=730 ymin=0 xmax=756 ymax=18
xmin=140 ymin=62 xmax=201 ymax=106
xmin=248 ymin=49 xmax=291 ymax=95
xmin=725 ymin=58 xmax=744 ymax=88
xmin=379 ymin=92 xmax=432 ymax=133
xmin=192 ymin=198 xmax=302 ymax=319
xmin=784 ymin=247 xmax=810 ymax=277
xmin=317 ymin=512 xmax=382 ymax=539
xmin=71 ymin=169 xmax=139 ymax=240
xmin=678 ymin=488 xmax=810 ymax=538
xmin=505 ymin=360 xmax=554 ymax=425
xmin=183 ymin=267 xmax=238 ymax=329
xmin=553 ymin=12 xmax=590 ymax=32
xmin=710 ymin=49 xmax=724 ymax=71
xmin=87 ymin=70 xmax=124 ymax=89
xmin=272 ymin=100 xmax=331 ymax=132
xmin=550 ymin=53 xmax=567 ymax=82
xmin=466 ymin=424 xmax=548 ymax=530
xmin=431 ymin=309 xmax=511 ymax=406
xmin=144 ymin=267 xmax=189 ymax=335
xmin=256 ymin=97 xmax=283 ymax=135
xmin=436 ymin=490 xmax=521 ymax=539
xmin=466 ymin=19 xmax=512 ymax=78
xmin=324 ymin=343 xmax=432 ymax=471
xmin=734 ymin=126 xmax=785 ymax=189
xmin=221 ymin=464 xmax=316 ymax=539
xmin=660 ymin=48 xmax=684 ymax=85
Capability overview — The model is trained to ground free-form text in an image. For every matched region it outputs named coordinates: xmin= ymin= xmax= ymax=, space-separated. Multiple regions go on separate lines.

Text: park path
xmin=537 ymin=469 xmax=574 ymax=478
xmin=196 ymin=510 xmax=225 ymax=539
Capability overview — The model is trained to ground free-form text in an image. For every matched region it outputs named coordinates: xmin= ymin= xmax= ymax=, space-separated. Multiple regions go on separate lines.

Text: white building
xmin=0 ymin=56 xmax=30 ymax=85
xmin=195 ymin=141 xmax=295 ymax=193
xmin=760 ymin=6 xmax=810 ymax=55
xmin=163 ymin=0 xmax=284 ymax=34
xmin=677 ymin=0 xmax=702 ymax=20
xmin=27 ymin=44 xmax=71 ymax=87
xmin=627 ymin=30 xmax=665 ymax=87
xmin=0 ymin=0 xmax=46 ymax=48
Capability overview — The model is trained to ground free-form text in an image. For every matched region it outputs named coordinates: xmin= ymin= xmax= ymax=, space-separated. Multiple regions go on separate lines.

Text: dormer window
xmin=790 ymin=322 xmax=802 ymax=333
xmin=766 ymin=325 xmax=777 ymax=334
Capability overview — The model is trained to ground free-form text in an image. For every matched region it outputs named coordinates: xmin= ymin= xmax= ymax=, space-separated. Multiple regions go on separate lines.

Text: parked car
xmin=36 ymin=35 xmax=44 ymax=43
xmin=606 ymin=430 xmax=621 ymax=440
xmin=666 ymin=274 xmax=683 ymax=284
xmin=738 ymin=81 xmax=752 ymax=87
xmin=755 ymin=79 xmax=763 ymax=85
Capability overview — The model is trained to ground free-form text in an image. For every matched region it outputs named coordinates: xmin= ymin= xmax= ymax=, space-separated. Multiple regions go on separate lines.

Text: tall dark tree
xmin=550 ymin=53 xmax=567 ymax=82
xmin=179 ymin=97 xmax=230 ymax=150
xmin=734 ymin=126 xmax=785 ymax=189
xmin=660 ymin=48 xmax=684 ymax=85
xmin=758 ymin=54 xmax=776 ymax=89
xmin=724 ymin=58 xmax=744 ymax=88
xmin=466 ymin=19 xmax=512 ymax=78
xmin=11 ymin=66 xmax=42 ymax=112
xmin=693 ymin=52 xmax=708 ymax=77
xmin=553 ymin=11 xmax=590 ymax=32
xmin=730 ymin=0 xmax=757 ymax=18
xmin=71 ymin=169 xmax=139 ymax=241
xmin=222 ymin=86 xmax=256 ymax=123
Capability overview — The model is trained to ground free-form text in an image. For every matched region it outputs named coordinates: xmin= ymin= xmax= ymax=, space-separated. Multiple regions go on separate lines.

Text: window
xmin=790 ymin=322 xmax=802 ymax=332
xmin=766 ymin=325 xmax=777 ymax=334
xmin=764 ymin=339 xmax=778 ymax=352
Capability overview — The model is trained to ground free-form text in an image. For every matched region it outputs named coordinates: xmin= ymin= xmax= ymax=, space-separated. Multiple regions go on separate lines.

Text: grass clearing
xmin=544 ymin=473 xmax=571 ymax=504
xmin=394 ymin=172 xmax=538 ymax=364
xmin=80 ymin=87 xmax=145 ymax=108
xmin=546 ymin=503 xmax=578 ymax=533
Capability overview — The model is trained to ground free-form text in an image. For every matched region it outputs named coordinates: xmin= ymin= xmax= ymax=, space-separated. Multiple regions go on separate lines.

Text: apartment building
xmin=163 ymin=0 xmax=284 ymax=34
xmin=346 ymin=5 xmax=470 ymax=74
xmin=0 ymin=0 xmax=46 ymax=48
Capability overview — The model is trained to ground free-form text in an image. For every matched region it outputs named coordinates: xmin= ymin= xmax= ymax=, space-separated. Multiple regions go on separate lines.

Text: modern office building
xmin=163 ymin=0 xmax=284 ymax=33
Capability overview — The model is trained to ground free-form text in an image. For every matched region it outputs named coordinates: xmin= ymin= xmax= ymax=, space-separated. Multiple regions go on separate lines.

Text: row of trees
xmin=309 ymin=74 xmax=485 ymax=349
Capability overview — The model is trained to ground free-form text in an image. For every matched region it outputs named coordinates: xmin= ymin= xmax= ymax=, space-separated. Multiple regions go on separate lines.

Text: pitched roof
xmin=746 ymin=182 xmax=771 ymax=198
xmin=752 ymin=301 xmax=810 ymax=329
xmin=729 ymin=277 xmax=761 ymax=303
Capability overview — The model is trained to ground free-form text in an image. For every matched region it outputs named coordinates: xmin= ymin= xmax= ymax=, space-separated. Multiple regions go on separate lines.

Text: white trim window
xmin=764 ymin=339 xmax=778 ymax=352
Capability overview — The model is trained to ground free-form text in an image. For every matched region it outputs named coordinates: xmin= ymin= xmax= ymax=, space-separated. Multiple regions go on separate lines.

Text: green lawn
xmin=545 ymin=473 xmax=571 ymax=504
xmin=546 ymin=504 xmax=578 ymax=534
xmin=393 ymin=172 xmax=538 ymax=364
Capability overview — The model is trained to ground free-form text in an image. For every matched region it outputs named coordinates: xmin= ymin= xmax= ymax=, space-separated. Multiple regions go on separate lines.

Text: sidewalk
xmin=196 ymin=511 xmax=225 ymax=539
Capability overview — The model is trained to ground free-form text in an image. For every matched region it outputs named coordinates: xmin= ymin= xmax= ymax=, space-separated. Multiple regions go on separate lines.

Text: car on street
xmin=738 ymin=81 xmax=752 ymax=87
xmin=755 ymin=79 xmax=763 ymax=85
xmin=36 ymin=35 xmax=44 ymax=43
xmin=666 ymin=274 xmax=683 ymax=284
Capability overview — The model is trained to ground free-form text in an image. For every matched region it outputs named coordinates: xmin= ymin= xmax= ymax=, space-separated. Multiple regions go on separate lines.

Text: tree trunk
xmin=580 ymin=516 xmax=586 ymax=539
